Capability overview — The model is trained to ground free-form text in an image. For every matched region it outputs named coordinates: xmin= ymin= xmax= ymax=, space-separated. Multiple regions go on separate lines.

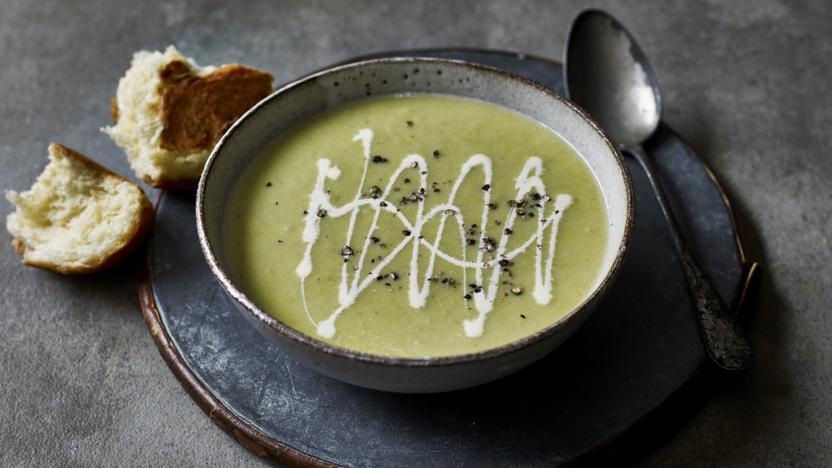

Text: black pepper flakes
xmin=481 ymin=237 xmax=496 ymax=253
xmin=265 ymin=181 xmax=272 ymax=187
xmin=317 ymin=208 xmax=328 ymax=218
xmin=482 ymin=184 xmax=491 ymax=192
xmin=433 ymin=150 xmax=441 ymax=158
xmin=341 ymin=245 xmax=354 ymax=257
xmin=511 ymin=287 xmax=523 ymax=296
xmin=402 ymin=229 xmax=412 ymax=236
xmin=406 ymin=120 xmax=414 ymax=127
xmin=504 ymin=228 xmax=513 ymax=235
xmin=371 ymin=155 xmax=388 ymax=164
xmin=364 ymin=185 xmax=383 ymax=199
xmin=463 ymin=293 xmax=472 ymax=300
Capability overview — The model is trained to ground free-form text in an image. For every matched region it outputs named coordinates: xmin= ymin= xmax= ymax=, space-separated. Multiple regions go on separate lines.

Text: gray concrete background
xmin=1 ymin=0 xmax=829 ymax=466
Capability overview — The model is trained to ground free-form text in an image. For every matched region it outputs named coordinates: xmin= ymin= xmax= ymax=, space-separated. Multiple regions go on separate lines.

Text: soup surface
xmin=226 ymin=94 xmax=608 ymax=357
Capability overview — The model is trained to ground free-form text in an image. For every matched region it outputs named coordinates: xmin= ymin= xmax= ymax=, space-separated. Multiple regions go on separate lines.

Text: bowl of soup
xmin=197 ymin=58 xmax=632 ymax=393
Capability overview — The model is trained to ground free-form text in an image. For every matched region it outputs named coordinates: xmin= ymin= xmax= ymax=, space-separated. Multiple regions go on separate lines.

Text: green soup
xmin=226 ymin=94 xmax=608 ymax=357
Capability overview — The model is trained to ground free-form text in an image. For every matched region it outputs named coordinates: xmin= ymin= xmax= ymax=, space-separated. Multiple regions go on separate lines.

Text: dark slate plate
xmin=140 ymin=49 xmax=756 ymax=467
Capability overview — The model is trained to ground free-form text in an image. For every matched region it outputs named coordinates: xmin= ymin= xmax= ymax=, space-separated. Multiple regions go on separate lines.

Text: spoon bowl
xmin=565 ymin=10 xmax=663 ymax=146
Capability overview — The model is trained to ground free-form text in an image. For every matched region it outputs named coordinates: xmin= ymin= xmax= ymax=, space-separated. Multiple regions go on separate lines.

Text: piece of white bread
xmin=103 ymin=46 xmax=273 ymax=189
xmin=5 ymin=144 xmax=153 ymax=274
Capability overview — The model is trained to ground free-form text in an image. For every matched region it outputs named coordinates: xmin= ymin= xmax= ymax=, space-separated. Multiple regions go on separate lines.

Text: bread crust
xmin=158 ymin=61 xmax=273 ymax=154
xmin=143 ymin=173 xmax=203 ymax=191
xmin=11 ymin=144 xmax=155 ymax=274
xmin=110 ymin=97 xmax=119 ymax=123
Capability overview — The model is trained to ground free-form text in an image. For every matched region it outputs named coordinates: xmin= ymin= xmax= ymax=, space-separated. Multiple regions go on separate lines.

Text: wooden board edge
xmin=138 ymin=257 xmax=335 ymax=468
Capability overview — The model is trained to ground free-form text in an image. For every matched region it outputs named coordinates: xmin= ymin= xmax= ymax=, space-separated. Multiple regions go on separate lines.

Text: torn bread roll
xmin=104 ymin=46 xmax=273 ymax=189
xmin=5 ymin=144 xmax=154 ymax=274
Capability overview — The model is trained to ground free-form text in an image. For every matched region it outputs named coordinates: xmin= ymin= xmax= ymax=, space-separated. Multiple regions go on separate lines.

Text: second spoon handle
xmin=624 ymin=144 xmax=756 ymax=371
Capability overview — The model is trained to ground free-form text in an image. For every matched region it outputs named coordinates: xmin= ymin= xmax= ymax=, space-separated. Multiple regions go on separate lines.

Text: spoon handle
xmin=624 ymin=144 xmax=756 ymax=371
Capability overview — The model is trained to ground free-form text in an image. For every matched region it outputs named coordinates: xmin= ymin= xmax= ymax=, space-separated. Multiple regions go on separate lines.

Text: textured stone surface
xmin=0 ymin=0 xmax=829 ymax=466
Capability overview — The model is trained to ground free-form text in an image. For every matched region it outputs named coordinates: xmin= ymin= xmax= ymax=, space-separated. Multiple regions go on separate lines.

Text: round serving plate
xmin=139 ymin=48 xmax=759 ymax=466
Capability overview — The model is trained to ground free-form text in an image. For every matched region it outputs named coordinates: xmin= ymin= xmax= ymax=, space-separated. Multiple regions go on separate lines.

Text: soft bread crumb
xmin=5 ymin=144 xmax=153 ymax=274
xmin=103 ymin=46 xmax=273 ymax=189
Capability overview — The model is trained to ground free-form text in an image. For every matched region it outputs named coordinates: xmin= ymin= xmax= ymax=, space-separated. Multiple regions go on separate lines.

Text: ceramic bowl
xmin=197 ymin=57 xmax=632 ymax=393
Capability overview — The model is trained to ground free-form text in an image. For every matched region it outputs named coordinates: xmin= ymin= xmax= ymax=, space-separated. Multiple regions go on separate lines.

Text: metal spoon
xmin=564 ymin=9 xmax=756 ymax=371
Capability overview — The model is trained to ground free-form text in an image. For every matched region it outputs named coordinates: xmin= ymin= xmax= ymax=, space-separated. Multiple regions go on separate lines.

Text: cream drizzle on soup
xmin=226 ymin=94 xmax=608 ymax=357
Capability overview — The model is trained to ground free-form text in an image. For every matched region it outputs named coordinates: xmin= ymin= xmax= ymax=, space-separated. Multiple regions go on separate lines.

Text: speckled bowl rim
xmin=197 ymin=57 xmax=633 ymax=368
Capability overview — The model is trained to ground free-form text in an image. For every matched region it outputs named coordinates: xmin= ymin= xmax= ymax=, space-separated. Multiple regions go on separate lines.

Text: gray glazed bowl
xmin=197 ymin=58 xmax=632 ymax=393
